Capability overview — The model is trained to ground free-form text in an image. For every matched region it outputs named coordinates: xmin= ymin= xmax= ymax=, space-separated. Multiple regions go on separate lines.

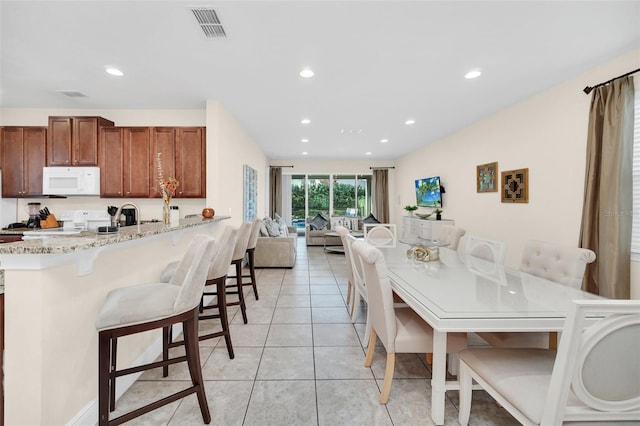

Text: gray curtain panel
xmin=579 ymin=76 xmax=635 ymax=299
xmin=372 ymin=169 xmax=390 ymax=223
xmin=269 ymin=167 xmax=282 ymax=218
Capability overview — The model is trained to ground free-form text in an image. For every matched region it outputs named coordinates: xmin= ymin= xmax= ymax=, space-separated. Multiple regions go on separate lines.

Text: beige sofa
xmin=254 ymin=227 xmax=297 ymax=268
xmin=305 ymin=216 xmax=359 ymax=246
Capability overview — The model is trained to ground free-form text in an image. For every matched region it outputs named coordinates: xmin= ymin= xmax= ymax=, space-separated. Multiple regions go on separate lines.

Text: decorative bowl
xmin=415 ymin=213 xmax=432 ymax=219
xmin=202 ymin=208 xmax=215 ymax=218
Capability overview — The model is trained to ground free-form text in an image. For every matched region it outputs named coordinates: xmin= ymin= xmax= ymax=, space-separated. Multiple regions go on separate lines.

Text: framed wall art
xmin=476 ymin=162 xmax=498 ymax=193
xmin=243 ymin=164 xmax=258 ymax=221
xmin=501 ymin=168 xmax=529 ymax=203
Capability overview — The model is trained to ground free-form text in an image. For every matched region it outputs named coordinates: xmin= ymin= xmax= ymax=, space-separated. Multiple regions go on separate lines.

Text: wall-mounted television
xmin=415 ymin=176 xmax=443 ymax=207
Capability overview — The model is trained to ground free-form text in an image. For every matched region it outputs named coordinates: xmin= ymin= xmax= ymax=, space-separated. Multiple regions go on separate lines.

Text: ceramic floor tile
xmin=227 ymin=324 xmax=270 ymax=347
xmin=311 ymin=307 xmax=353 ymax=323
xmin=316 ymin=379 xmax=393 ymax=426
xmin=368 ymin=348 xmax=431 ymax=379
xmin=169 ymin=380 xmax=254 ymax=426
xmin=310 ymin=276 xmax=338 ymax=284
xmin=310 ymin=284 xmax=341 ymax=294
xmin=243 ymin=294 xmax=279 ymax=308
xmin=111 ymin=380 xmax=185 ymax=425
xmin=271 ymin=307 xmax=312 ymax=324
xmin=279 ymin=285 xmax=311 ymax=295
xmin=244 ymin=380 xmax=317 ymax=425
xmin=311 ymin=294 xmax=347 ymax=307
xmin=230 ymin=306 xmax=274 ymax=325
xmin=139 ymin=345 xmax=214 ymax=381
xmin=276 ymin=294 xmax=311 ymax=308
xmin=201 ymin=346 xmax=263 ymax=380
xmin=314 ymin=346 xmax=373 ymax=379
xmin=313 ymin=323 xmax=361 ymax=347
xmin=256 ymin=346 xmax=315 ymax=380
xmin=266 ymin=324 xmax=313 ymax=346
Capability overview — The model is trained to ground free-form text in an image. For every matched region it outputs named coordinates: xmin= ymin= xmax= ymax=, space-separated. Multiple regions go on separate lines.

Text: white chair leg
xmin=350 ymin=288 xmax=360 ymax=321
xmin=458 ymin=360 xmax=472 ymax=426
xmin=447 ymin=353 xmax=459 ymax=376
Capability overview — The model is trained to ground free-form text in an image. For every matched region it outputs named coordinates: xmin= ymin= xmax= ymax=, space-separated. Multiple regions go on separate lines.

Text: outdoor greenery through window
xmin=290 ymin=173 xmax=372 ymax=230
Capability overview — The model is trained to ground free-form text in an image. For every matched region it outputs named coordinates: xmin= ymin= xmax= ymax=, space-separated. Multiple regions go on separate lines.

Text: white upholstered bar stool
xmin=225 ymin=221 xmax=253 ymax=324
xmin=95 ymin=234 xmax=216 ymax=425
xmin=240 ymin=217 xmax=261 ymax=300
xmin=352 ymin=239 xmax=467 ymax=404
xmin=477 ymin=239 xmax=596 ymax=349
xmin=435 ymin=225 xmax=466 ymax=250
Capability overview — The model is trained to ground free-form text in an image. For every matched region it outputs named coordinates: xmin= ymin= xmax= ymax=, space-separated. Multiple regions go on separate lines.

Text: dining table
xmin=379 ymin=244 xmax=602 ymax=425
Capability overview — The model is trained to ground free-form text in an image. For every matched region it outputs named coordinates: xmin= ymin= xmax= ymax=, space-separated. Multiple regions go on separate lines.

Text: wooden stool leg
xmin=183 ymin=313 xmax=211 ymax=424
xmin=217 ymin=278 xmax=234 ymax=359
xmin=109 ymin=337 xmax=117 ymax=411
xmin=162 ymin=325 xmax=171 ymax=377
xmin=235 ymin=260 xmax=248 ymax=324
xmin=98 ymin=331 xmax=111 ymax=425
xmin=248 ymin=249 xmax=259 ymax=300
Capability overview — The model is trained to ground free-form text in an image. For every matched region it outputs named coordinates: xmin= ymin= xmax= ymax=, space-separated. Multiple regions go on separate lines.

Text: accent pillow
xmin=264 ymin=218 xmax=281 ymax=237
xmin=362 ymin=213 xmax=380 ymax=224
xmin=274 ymin=213 xmax=288 ymax=233
xmin=259 ymin=219 xmax=269 ymax=237
xmin=309 ymin=213 xmax=329 ymax=231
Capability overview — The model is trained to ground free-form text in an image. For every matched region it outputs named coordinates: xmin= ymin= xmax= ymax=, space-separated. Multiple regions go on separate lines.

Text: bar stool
xmin=225 ymin=221 xmax=252 ymax=324
xmin=95 ymin=234 xmax=216 ymax=425
xmin=241 ymin=217 xmax=262 ymax=300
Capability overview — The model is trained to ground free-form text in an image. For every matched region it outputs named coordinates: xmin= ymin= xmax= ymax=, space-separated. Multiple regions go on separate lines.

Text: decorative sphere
xmin=202 ymin=208 xmax=215 ymax=218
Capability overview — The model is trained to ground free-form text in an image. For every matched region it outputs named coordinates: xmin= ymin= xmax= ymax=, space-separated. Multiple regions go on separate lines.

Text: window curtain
xmin=269 ymin=167 xmax=282 ymax=218
xmin=579 ymin=76 xmax=635 ymax=299
xmin=372 ymin=169 xmax=390 ymax=223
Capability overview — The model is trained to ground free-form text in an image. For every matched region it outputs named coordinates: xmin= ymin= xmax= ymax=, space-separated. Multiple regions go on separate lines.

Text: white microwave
xmin=42 ymin=167 xmax=100 ymax=196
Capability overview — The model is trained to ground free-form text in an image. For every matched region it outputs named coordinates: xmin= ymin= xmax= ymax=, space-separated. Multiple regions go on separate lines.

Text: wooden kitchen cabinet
xmin=150 ymin=127 xmax=205 ymax=198
xmin=1 ymin=127 xmax=47 ymax=197
xmin=48 ymin=116 xmax=114 ymax=166
xmin=99 ymin=127 xmax=151 ymax=197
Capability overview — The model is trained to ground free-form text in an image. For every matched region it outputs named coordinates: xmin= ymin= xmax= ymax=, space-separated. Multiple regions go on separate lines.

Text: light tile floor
xmin=114 ymin=238 xmax=518 ymax=425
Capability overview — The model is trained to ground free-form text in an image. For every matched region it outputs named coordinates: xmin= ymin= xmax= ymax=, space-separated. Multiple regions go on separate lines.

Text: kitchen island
xmin=0 ymin=216 xmax=229 ymax=425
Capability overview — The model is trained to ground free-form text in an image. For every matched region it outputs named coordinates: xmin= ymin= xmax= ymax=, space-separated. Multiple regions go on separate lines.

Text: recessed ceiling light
xmin=299 ymin=68 xmax=314 ymax=78
xmin=380 ymin=139 xmax=389 ymax=143
xmin=301 ymin=118 xmax=311 ymax=124
xmin=405 ymin=119 xmax=415 ymax=125
xmin=302 ymin=151 xmax=308 ymax=155
xmin=365 ymin=152 xmax=372 ymax=156
xmin=465 ymin=69 xmax=482 ymax=79
xmin=105 ymin=67 xmax=123 ymax=76
xmin=301 ymin=138 xmax=309 ymax=143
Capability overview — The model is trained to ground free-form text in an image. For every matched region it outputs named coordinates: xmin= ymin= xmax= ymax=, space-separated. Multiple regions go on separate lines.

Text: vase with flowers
xmin=156 ymin=152 xmax=179 ymax=225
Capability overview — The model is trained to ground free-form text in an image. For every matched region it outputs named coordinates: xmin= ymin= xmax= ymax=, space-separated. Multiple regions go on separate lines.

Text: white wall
xmin=206 ymin=100 xmax=268 ymax=226
xmin=394 ymin=49 xmax=640 ymax=298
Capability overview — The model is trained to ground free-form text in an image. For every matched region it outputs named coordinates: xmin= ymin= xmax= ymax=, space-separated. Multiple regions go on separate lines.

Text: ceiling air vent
xmin=190 ymin=8 xmax=227 ymax=38
xmin=56 ymin=90 xmax=88 ymax=97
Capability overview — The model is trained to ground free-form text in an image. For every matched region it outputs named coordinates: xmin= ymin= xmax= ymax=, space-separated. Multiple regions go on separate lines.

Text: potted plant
xmin=433 ymin=207 xmax=443 ymax=220
xmin=404 ymin=205 xmax=418 ymax=215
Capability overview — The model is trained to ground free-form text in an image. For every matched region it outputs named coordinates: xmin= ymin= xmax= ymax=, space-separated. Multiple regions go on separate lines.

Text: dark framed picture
xmin=476 ymin=162 xmax=498 ymax=193
xmin=501 ymin=168 xmax=529 ymax=203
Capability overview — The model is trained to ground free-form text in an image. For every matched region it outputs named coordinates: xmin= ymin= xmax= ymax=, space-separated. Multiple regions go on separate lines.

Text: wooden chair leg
xmin=216 ymin=278 xmax=234 ymax=359
xmin=235 ymin=260 xmax=248 ymax=324
xmin=162 ymin=325 xmax=171 ymax=377
xmin=426 ymin=353 xmax=433 ymax=365
xmin=346 ymin=280 xmax=352 ymax=306
xmin=364 ymin=329 xmax=377 ymax=367
xmin=108 ymin=337 xmax=118 ymax=412
xmin=183 ymin=314 xmax=211 ymax=424
xmin=247 ymin=249 xmax=259 ymax=300
xmin=98 ymin=331 xmax=111 ymax=425
xmin=379 ymin=353 xmax=395 ymax=404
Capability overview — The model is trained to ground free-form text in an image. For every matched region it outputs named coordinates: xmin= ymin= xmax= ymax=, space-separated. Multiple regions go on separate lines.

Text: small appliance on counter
xmin=26 ymin=202 xmax=42 ymax=228
xmin=59 ymin=210 xmax=111 ymax=231
xmin=121 ymin=208 xmax=137 ymax=227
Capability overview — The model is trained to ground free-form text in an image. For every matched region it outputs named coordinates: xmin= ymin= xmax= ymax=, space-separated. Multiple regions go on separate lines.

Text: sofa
xmin=254 ymin=221 xmax=298 ymax=268
xmin=305 ymin=215 xmax=359 ymax=246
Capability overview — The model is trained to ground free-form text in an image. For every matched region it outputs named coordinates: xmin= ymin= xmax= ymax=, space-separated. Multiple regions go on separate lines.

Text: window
xmin=631 ymin=78 xmax=640 ymax=259
xmin=291 ymin=175 xmax=306 ymax=229
xmin=332 ymin=175 xmax=356 ymax=216
xmin=307 ymin=175 xmax=330 ymax=218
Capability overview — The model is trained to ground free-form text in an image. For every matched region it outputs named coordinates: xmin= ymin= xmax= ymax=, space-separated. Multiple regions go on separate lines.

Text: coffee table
xmin=323 ymin=230 xmax=364 ymax=253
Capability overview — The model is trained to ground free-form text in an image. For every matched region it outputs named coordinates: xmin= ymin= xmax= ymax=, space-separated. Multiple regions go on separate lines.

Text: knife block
xmin=40 ymin=214 xmax=60 ymax=229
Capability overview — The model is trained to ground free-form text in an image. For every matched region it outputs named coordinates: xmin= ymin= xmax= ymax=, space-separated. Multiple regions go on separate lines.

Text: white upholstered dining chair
xmin=363 ymin=223 xmax=397 ymax=248
xmin=465 ymin=235 xmax=506 ymax=264
xmin=351 ymin=239 xmax=467 ymax=404
xmin=435 ymin=225 xmax=466 ymax=250
xmin=335 ymin=226 xmax=355 ymax=309
xmin=477 ymin=239 xmax=596 ymax=349
xmin=458 ymin=299 xmax=640 ymax=426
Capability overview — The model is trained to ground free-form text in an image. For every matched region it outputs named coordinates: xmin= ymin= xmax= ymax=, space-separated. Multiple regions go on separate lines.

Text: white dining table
xmin=380 ymin=245 xmax=602 ymax=425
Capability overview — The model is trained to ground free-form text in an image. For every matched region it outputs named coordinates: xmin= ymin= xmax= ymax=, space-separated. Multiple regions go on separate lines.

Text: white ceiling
xmin=1 ymin=1 xmax=639 ymax=160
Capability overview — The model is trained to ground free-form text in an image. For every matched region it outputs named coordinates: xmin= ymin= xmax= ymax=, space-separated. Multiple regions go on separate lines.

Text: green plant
xmin=433 ymin=207 xmax=443 ymax=215
xmin=404 ymin=205 xmax=418 ymax=212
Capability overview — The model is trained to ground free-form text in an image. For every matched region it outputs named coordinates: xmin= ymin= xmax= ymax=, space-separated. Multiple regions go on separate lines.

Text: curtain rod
xmin=369 ymin=166 xmax=395 ymax=170
xmin=269 ymin=165 xmax=294 ymax=168
xmin=583 ymin=67 xmax=640 ymax=94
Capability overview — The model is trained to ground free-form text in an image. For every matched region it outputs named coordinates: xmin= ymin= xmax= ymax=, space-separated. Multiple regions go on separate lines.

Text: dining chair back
xmin=458 ymin=299 xmax=640 ymax=426
xmin=335 ymin=226 xmax=355 ymax=309
xmin=466 ymin=235 xmax=506 ymax=264
xmin=520 ymin=239 xmax=596 ymax=289
xmin=352 ymin=239 xmax=467 ymax=404
xmin=363 ymin=223 xmax=397 ymax=248
xmin=435 ymin=225 xmax=466 ymax=250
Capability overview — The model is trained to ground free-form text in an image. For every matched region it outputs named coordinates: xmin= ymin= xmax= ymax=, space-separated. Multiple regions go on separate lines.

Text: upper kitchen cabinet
xmin=1 ymin=127 xmax=47 ymax=197
xmin=99 ymin=127 xmax=151 ymax=197
xmin=151 ymin=127 xmax=205 ymax=198
xmin=48 ymin=116 xmax=114 ymax=166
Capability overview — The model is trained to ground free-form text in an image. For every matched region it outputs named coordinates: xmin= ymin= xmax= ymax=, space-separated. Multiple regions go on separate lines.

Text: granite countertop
xmin=0 ymin=216 xmax=230 ymax=255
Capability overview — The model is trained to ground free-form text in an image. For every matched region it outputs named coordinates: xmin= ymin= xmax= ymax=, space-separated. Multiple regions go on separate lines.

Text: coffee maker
xmin=26 ymin=202 xmax=41 ymax=228
xmin=121 ymin=208 xmax=137 ymax=226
